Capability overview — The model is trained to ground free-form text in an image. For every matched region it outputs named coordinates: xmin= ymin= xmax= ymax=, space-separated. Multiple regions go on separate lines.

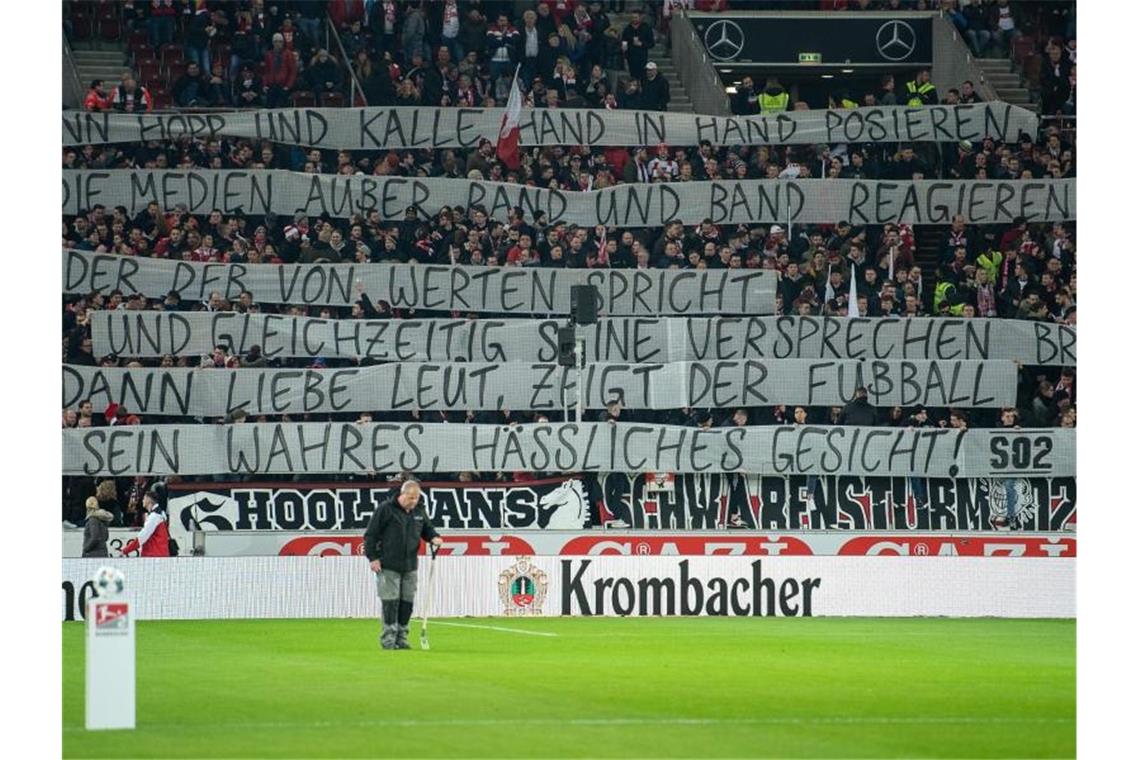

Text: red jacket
xmin=263 ymin=49 xmax=298 ymax=89
xmin=123 ymin=511 xmax=172 ymax=557
xmin=84 ymin=89 xmax=111 ymax=111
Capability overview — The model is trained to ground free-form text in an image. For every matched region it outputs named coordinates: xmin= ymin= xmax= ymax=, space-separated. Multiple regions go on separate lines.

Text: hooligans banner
xmin=62 ymin=359 xmax=1017 ymax=415
xmin=62 ymin=172 xmax=1076 ymax=225
xmin=61 ymin=103 xmax=1038 ymax=149
xmin=63 ymin=250 xmax=774 ymax=313
xmin=62 ymin=422 xmax=1077 ymax=477
xmin=159 ymin=474 xmax=1075 ymax=537
xmin=90 ymin=312 xmax=1077 ymax=367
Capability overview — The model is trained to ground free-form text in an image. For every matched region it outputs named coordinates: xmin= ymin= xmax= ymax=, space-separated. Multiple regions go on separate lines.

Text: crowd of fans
xmin=69 ymin=1 xmax=1075 ymax=116
xmin=63 ymin=0 xmax=1077 ymax=528
xmin=72 ymin=0 xmax=694 ymax=112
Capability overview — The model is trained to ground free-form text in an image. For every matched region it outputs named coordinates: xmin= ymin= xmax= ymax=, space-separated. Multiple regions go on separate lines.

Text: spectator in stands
xmin=307 ymin=49 xmax=342 ymax=96
xmin=84 ymin=80 xmax=111 ymax=112
xmin=341 ymin=19 xmax=370 ymax=62
xmin=620 ymin=8 xmax=654 ymax=82
xmin=877 ymin=74 xmax=898 ymax=106
xmin=228 ymin=7 xmax=265 ymax=82
xmin=991 ymin=0 xmax=1021 ymax=56
xmin=355 ymin=52 xmax=395 ymax=106
xmin=146 ymin=0 xmax=178 ymax=54
xmin=641 ymin=61 xmax=670 ymax=111
xmin=438 ymin=0 xmax=462 ymax=60
xmin=263 ymin=33 xmax=298 ymax=108
xmin=397 ymin=4 xmax=427 ymax=63
xmin=109 ymin=75 xmax=152 ymax=113
xmin=232 ymin=64 xmax=264 ymax=108
xmin=458 ymin=6 xmax=488 ymax=63
xmin=732 ymin=76 xmax=757 ymax=115
xmin=842 ymin=387 xmax=878 ymax=426
xmin=203 ymin=62 xmax=231 ymax=107
xmin=519 ymin=9 xmax=543 ymax=83
xmin=486 ymin=13 xmax=520 ymax=82
xmin=184 ymin=6 xmax=216 ymax=74
xmin=1040 ymin=43 xmax=1073 ymax=117
xmin=294 ymin=0 xmax=325 ymax=48
xmin=537 ymin=30 xmax=566 ymax=85
xmin=277 ymin=16 xmax=313 ymax=62
xmin=959 ymin=80 xmax=980 ymax=104
xmin=172 ymin=62 xmax=208 ymax=108
xmin=617 ymin=77 xmax=645 ymax=110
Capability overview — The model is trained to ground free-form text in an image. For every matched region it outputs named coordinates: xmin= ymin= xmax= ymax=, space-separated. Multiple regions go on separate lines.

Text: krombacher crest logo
xmin=498 ymin=556 xmax=549 ymax=615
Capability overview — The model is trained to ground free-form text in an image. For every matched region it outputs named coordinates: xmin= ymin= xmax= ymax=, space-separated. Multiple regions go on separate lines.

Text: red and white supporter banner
xmin=63 ymin=528 xmax=1075 ymax=559
xmin=62 ymin=555 xmax=1074 ymax=621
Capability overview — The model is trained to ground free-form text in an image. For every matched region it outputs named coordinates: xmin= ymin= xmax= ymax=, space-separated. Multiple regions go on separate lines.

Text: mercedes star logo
xmin=703 ymin=19 xmax=745 ymax=62
xmin=875 ymin=19 xmax=917 ymax=61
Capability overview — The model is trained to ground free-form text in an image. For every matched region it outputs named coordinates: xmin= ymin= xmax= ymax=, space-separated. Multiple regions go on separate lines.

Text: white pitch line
xmin=427 ymin=621 xmax=559 ymax=637
xmin=64 ymin=715 xmax=1073 ymax=734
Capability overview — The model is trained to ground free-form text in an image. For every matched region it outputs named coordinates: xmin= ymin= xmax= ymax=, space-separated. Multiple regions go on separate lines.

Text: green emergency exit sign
xmin=798 ymin=52 xmax=822 ymax=64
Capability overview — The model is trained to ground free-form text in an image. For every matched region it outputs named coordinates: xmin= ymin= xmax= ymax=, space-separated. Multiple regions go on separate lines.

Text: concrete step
xmin=73 ymin=50 xmax=126 ymax=61
xmin=79 ymin=69 xmax=129 ymax=84
xmin=79 ymin=64 xmax=127 ymax=75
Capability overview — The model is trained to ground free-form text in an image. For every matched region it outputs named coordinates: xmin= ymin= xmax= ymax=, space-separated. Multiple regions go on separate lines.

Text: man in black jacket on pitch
xmin=364 ymin=480 xmax=442 ymax=650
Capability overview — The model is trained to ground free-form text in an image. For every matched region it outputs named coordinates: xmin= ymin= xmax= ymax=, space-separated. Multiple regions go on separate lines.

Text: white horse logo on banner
xmin=539 ymin=480 xmax=589 ymax=529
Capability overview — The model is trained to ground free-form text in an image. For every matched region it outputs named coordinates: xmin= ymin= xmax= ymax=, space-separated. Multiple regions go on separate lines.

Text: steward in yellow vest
xmin=905 ymin=69 xmax=938 ymax=106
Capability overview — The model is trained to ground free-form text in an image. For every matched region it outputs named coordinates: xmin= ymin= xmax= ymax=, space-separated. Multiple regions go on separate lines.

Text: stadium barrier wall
xmin=62 ymin=556 xmax=1074 ymax=621
xmin=62 ymin=528 xmax=1076 ymax=559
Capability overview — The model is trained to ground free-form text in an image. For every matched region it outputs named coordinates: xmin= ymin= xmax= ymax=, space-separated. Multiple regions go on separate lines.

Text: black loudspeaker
xmin=570 ymin=285 xmax=598 ymax=325
xmin=557 ymin=326 xmax=576 ymax=367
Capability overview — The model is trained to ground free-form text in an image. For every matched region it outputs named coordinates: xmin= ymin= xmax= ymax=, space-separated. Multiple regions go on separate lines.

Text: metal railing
xmin=324 ymin=15 xmax=367 ymax=107
xmin=669 ymin=11 xmax=730 ymax=116
xmin=62 ymin=37 xmax=84 ymax=109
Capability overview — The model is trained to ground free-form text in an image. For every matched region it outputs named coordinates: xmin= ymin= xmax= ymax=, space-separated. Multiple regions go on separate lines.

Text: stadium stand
xmin=62 ymin=0 xmax=1076 ymax=531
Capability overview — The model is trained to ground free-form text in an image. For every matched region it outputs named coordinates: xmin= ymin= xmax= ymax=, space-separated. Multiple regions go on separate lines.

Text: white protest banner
xmin=62 ymin=171 xmax=1076 ymax=225
xmin=62 ymin=359 xmax=1016 ymax=415
xmin=91 ymin=312 xmax=1077 ymax=366
xmin=61 ymin=103 xmax=1038 ymax=149
xmin=62 ymin=249 xmax=775 ymax=314
xmin=62 ymin=422 xmax=1075 ymax=478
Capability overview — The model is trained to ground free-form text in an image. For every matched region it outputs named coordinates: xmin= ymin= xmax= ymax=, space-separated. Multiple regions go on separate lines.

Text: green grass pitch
xmin=63 ymin=617 xmax=1074 ymax=758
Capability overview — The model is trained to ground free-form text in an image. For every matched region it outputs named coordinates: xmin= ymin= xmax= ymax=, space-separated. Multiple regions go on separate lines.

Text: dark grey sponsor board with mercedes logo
xmin=691 ymin=14 xmax=933 ymax=66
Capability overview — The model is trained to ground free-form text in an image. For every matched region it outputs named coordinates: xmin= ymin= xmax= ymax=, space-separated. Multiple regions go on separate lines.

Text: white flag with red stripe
xmin=496 ymin=66 xmax=523 ymax=170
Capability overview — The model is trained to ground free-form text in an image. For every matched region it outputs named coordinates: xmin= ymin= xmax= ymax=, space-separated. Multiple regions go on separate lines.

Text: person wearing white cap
xmin=642 ymin=61 xmax=670 ymax=111
xmin=620 ymin=8 xmax=655 ymax=82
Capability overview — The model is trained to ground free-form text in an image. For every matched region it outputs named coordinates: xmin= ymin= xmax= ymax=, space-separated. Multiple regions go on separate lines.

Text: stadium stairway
xmin=646 ymin=49 xmax=695 ymax=114
xmin=609 ymin=11 xmax=695 ymax=114
xmin=976 ymin=58 xmax=1036 ymax=112
xmin=914 ymin=225 xmax=943 ymax=302
xmin=72 ymin=48 xmax=128 ymax=92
